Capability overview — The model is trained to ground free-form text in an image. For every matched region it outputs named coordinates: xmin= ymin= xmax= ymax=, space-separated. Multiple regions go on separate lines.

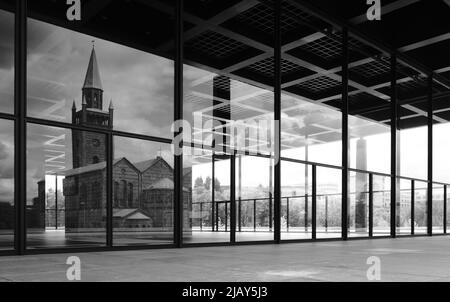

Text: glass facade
xmin=1 ymin=0 xmax=449 ymax=254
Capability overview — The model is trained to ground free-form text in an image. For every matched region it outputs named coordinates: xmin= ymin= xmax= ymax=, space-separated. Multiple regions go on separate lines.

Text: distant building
xmin=35 ymin=46 xmax=192 ymax=235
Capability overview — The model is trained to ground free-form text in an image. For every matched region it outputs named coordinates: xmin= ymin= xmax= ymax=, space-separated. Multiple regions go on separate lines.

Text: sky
xmin=1 ymin=10 xmax=450 ymax=205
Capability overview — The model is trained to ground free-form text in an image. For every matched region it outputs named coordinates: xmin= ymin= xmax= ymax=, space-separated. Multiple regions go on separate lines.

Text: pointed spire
xmin=83 ymin=44 xmax=103 ymax=91
xmin=72 ymin=100 xmax=76 ymax=110
xmin=109 ymin=99 xmax=114 ymax=110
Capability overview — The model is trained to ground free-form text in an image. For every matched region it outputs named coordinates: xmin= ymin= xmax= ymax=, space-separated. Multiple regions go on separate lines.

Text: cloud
xmin=26 ymin=20 xmax=175 ymax=138
xmin=0 ymin=10 xmax=14 ymax=70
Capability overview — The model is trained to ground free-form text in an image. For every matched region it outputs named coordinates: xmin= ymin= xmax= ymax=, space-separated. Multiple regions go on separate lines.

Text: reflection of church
xmin=49 ymin=46 xmax=191 ymax=233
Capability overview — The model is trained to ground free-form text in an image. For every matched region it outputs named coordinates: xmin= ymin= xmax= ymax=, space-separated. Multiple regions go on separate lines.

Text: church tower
xmin=72 ymin=45 xmax=114 ymax=168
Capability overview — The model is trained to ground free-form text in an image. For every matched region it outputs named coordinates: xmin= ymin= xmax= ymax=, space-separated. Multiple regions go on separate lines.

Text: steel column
xmin=390 ymin=55 xmax=398 ymax=238
xmin=341 ymin=28 xmax=349 ymax=240
xmin=273 ymin=0 xmax=281 ymax=244
xmin=14 ymin=0 xmax=27 ymax=255
xmin=174 ymin=0 xmax=183 ymax=247
xmin=427 ymin=74 xmax=433 ymax=236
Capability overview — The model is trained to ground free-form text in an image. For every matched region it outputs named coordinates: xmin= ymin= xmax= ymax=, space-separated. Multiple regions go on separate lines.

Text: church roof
xmin=63 ymin=158 xmax=122 ymax=177
xmin=148 ymin=178 xmax=174 ymax=190
xmin=134 ymin=158 xmax=158 ymax=173
xmin=83 ymin=47 xmax=103 ymax=90
xmin=113 ymin=208 xmax=151 ymax=220
xmin=145 ymin=177 xmax=190 ymax=192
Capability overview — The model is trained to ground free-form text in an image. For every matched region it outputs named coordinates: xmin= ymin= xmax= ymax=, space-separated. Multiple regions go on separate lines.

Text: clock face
xmin=92 ymin=138 xmax=101 ymax=147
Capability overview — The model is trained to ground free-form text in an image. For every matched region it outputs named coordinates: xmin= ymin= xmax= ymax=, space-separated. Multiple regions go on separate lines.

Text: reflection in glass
xmin=349 ymin=172 xmax=369 ymax=237
xmin=0 ymin=7 xmax=14 ymax=114
xmin=0 ymin=119 xmax=14 ymax=250
xmin=414 ymin=181 xmax=427 ymax=234
xmin=27 ymin=17 xmax=174 ymax=138
xmin=316 ymin=167 xmax=341 ymax=239
xmin=236 ymin=155 xmax=273 ymax=242
xmin=27 ymin=124 xmax=106 ymax=248
xmin=432 ymin=185 xmax=444 ymax=234
xmin=183 ymin=147 xmax=230 ymax=243
xmin=113 ymin=137 xmax=176 ymax=246
xmin=397 ymin=179 xmax=412 ymax=235
xmin=373 ymin=175 xmax=390 ymax=236
xmin=281 ymin=161 xmax=312 ymax=240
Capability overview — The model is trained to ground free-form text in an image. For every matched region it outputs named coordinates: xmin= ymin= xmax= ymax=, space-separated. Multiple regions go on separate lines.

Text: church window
xmin=114 ymin=181 xmax=119 ymax=207
xmin=128 ymin=183 xmax=133 ymax=207
xmin=121 ymin=180 xmax=127 ymax=207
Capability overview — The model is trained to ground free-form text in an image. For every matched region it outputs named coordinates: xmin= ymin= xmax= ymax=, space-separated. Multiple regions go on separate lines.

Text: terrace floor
xmin=0 ymin=236 xmax=450 ymax=281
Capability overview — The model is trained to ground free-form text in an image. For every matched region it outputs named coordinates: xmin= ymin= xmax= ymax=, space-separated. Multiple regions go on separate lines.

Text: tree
xmin=194 ymin=176 xmax=204 ymax=188
xmin=204 ymin=176 xmax=212 ymax=191
xmin=214 ymin=177 xmax=222 ymax=193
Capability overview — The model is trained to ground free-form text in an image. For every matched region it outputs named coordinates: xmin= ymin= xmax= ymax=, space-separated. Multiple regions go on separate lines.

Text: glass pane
xmin=27 ymin=124 xmax=106 ymax=248
xmin=414 ymin=181 xmax=427 ymax=234
xmin=433 ymin=78 xmax=450 ymax=183
xmin=0 ymin=4 xmax=14 ymax=114
xmin=396 ymin=63 xmax=428 ymax=181
xmin=347 ymin=35 xmax=391 ymax=175
xmin=279 ymin=1 xmax=342 ymax=167
xmin=27 ymin=1 xmax=175 ymax=138
xmin=373 ymin=175 xmax=390 ymax=236
xmin=432 ymin=185 xmax=444 ymax=234
xmin=281 ymin=161 xmax=312 ymax=240
xmin=316 ymin=167 xmax=341 ymax=239
xmin=183 ymin=147 xmax=230 ymax=243
xmin=183 ymin=0 xmax=275 ymax=243
xmin=349 ymin=172 xmax=369 ymax=237
xmin=397 ymin=178 xmax=412 ymax=235
xmin=0 ymin=119 xmax=14 ymax=250
xmin=113 ymin=137 xmax=174 ymax=246
xmin=236 ymin=155 xmax=273 ymax=242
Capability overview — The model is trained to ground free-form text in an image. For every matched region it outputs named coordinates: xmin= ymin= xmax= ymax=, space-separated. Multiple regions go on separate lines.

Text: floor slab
xmin=1 ymin=237 xmax=450 ymax=282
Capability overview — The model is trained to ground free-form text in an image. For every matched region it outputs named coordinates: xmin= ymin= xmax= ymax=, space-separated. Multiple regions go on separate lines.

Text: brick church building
xmin=58 ymin=46 xmax=192 ymax=235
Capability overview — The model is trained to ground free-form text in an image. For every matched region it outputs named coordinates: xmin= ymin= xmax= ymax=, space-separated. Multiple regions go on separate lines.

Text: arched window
xmin=128 ymin=183 xmax=133 ymax=207
xmin=121 ymin=180 xmax=127 ymax=207
xmin=114 ymin=181 xmax=119 ymax=207
xmin=92 ymin=156 xmax=99 ymax=164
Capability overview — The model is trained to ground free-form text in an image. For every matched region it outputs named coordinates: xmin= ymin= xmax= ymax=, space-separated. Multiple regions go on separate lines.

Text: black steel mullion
xmin=14 ymin=0 xmax=26 ymax=255
xmin=212 ymin=153 xmax=215 ymax=231
xmin=273 ymin=0 xmax=281 ymax=244
xmin=174 ymin=0 xmax=183 ymax=247
xmin=411 ymin=180 xmax=415 ymax=235
xmin=230 ymin=153 xmax=236 ymax=243
xmin=106 ymin=133 xmax=113 ymax=247
xmin=369 ymin=174 xmax=373 ymax=237
xmin=390 ymin=55 xmax=398 ymax=238
xmin=444 ymin=185 xmax=447 ymax=234
xmin=341 ymin=27 xmax=349 ymax=240
xmin=312 ymin=165 xmax=317 ymax=240
xmin=427 ymin=74 xmax=433 ymax=236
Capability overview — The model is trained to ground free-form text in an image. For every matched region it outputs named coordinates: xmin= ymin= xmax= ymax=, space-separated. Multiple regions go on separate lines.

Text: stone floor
xmin=0 ymin=236 xmax=450 ymax=282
